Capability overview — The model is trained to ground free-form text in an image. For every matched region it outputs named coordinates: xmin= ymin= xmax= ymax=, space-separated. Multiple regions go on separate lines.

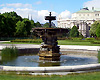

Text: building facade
xmin=57 ymin=7 xmax=100 ymax=37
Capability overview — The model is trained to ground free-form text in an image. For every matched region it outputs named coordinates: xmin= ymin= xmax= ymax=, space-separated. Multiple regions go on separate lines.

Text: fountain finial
xmin=45 ymin=12 xmax=56 ymax=28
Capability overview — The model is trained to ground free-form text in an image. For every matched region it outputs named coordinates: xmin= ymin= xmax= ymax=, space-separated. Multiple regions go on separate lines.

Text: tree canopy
xmin=0 ymin=11 xmax=57 ymax=38
xmin=96 ymin=24 xmax=100 ymax=37
xmin=0 ymin=11 xmax=41 ymax=37
xmin=89 ymin=21 xmax=100 ymax=37
xmin=70 ymin=26 xmax=79 ymax=37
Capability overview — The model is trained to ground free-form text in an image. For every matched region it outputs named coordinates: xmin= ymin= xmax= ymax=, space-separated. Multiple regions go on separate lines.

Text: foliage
xmin=35 ymin=21 xmax=42 ymax=27
xmin=11 ymin=39 xmax=42 ymax=43
xmin=0 ymin=11 xmax=48 ymax=37
xmin=70 ymin=26 xmax=79 ymax=37
xmin=30 ymin=20 xmax=35 ymax=28
xmin=15 ymin=18 xmax=32 ymax=37
xmin=43 ymin=22 xmax=56 ymax=28
xmin=98 ymin=50 xmax=100 ymax=63
xmin=96 ymin=24 xmax=100 ymax=37
xmin=1 ymin=46 xmax=18 ymax=61
xmin=89 ymin=21 xmax=100 ymax=37
xmin=0 ymin=12 xmax=22 ymax=37
xmin=43 ymin=22 xmax=49 ymax=28
xmin=1 ymin=38 xmax=100 ymax=46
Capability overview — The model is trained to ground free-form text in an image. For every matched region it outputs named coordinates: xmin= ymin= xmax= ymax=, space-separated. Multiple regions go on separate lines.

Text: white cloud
xmin=83 ymin=0 xmax=100 ymax=10
xmin=0 ymin=3 xmax=72 ymax=26
xmin=59 ymin=10 xmax=71 ymax=19
xmin=6 ymin=3 xmax=32 ymax=8
xmin=37 ymin=10 xmax=50 ymax=23
xmin=0 ymin=3 xmax=58 ymax=24
xmin=35 ymin=1 xmax=42 ymax=5
xmin=0 ymin=7 xmax=14 ymax=13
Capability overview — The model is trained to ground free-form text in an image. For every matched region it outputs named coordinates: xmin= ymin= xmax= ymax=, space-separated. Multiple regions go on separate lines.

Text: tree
xmin=30 ymin=20 xmax=35 ymax=28
xmin=0 ymin=11 xmax=23 ymax=37
xmin=70 ymin=26 xmax=79 ymax=37
xmin=15 ymin=21 xmax=27 ymax=37
xmin=43 ymin=23 xmax=49 ymax=28
xmin=43 ymin=22 xmax=56 ymax=28
xmin=96 ymin=24 xmax=100 ymax=37
xmin=35 ymin=21 xmax=41 ymax=27
xmin=89 ymin=21 xmax=100 ymax=37
xmin=15 ymin=19 xmax=32 ymax=37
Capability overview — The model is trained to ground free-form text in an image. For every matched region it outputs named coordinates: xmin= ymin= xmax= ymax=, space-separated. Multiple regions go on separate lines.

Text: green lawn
xmin=58 ymin=40 xmax=100 ymax=46
xmin=2 ymin=39 xmax=100 ymax=46
xmin=0 ymin=72 xmax=100 ymax=80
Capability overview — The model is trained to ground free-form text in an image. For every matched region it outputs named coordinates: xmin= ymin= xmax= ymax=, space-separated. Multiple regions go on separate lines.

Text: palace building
xmin=57 ymin=7 xmax=100 ymax=37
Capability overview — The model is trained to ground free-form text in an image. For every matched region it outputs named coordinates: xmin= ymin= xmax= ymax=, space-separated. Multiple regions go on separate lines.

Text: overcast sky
xmin=0 ymin=0 xmax=100 ymax=25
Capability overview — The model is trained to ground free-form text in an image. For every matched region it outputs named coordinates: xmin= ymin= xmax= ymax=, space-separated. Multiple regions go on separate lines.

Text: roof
xmin=76 ymin=8 xmax=100 ymax=13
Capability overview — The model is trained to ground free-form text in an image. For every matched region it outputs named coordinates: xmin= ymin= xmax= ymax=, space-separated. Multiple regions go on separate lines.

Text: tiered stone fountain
xmin=32 ymin=12 xmax=68 ymax=61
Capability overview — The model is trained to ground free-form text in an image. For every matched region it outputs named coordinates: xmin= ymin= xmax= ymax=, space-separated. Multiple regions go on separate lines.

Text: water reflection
xmin=0 ymin=54 xmax=98 ymax=67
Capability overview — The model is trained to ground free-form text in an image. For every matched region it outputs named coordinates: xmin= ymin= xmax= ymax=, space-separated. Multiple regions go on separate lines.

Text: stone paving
xmin=0 ymin=43 xmax=100 ymax=51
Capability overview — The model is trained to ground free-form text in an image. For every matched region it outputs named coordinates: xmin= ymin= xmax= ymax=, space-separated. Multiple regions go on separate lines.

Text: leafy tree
xmin=96 ymin=24 xmax=100 ymax=37
xmin=0 ymin=11 xmax=22 ymax=37
xmin=30 ymin=20 xmax=35 ymax=28
xmin=43 ymin=22 xmax=56 ymax=28
xmin=89 ymin=21 xmax=100 ymax=37
xmin=43 ymin=23 xmax=49 ymax=28
xmin=23 ymin=18 xmax=32 ymax=35
xmin=35 ymin=21 xmax=41 ymax=27
xmin=15 ymin=18 xmax=32 ymax=37
xmin=0 ymin=15 xmax=16 ymax=37
xmin=15 ymin=21 xmax=27 ymax=37
xmin=2 ymin=11 xmax=22 ymax=22
xmin=0 ymin=15 xmax=5 ymax=36
xmin=70 ymin=26 xmax=79 ymax=37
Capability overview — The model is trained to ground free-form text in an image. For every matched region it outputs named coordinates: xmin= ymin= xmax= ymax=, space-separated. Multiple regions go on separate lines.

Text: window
xmin=95 ymin=14 xmax=99 ymax=16
xmin=77 ymin=24 xmax=79 ymax=29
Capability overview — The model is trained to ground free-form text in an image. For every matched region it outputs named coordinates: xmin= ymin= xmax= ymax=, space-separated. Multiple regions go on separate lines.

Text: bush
xmin=11 ymin=39 xmax=42 ymax=43
xmin=85 ymin=38 xmax=95 ymax=41
xmin=91 ymin=41 xmax=100 ymax=44
xmin=98 ymin=50 xmax=100 ymax=63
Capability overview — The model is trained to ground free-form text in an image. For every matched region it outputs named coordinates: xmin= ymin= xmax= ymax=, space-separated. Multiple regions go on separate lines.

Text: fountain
xmin=32 ymin=12 xmax=68 ymax=61
xmin=0 ymin=12 xmax=99 ymax=75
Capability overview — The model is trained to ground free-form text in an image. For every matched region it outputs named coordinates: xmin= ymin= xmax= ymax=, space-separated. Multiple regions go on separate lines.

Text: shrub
xmin=91 ymin=41 xmax=100 ymax=44
xmin=85 ymin=38 xmax=95 ymax=41
xmin=98 ymin=50 xmax=100 ymax=63
xmin=10 ymin=39 xmax=42 ymax=43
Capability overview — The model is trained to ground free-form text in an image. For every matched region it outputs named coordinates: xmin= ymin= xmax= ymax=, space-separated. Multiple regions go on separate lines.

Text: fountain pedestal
xmin=32 ymin=28 xmax=68 ymax=61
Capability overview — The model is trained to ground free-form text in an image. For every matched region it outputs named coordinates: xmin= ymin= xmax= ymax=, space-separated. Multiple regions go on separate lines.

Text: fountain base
xmin=39 ymin=45 xmax=61 ymax=61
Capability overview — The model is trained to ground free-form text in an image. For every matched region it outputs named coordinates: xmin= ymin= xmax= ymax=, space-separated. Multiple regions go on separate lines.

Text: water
xmin=0 ymin=54 xmax=98 ymax=67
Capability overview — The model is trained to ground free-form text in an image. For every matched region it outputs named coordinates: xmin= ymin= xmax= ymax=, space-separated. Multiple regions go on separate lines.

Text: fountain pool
xmin=0 ymin=53 xmax=98 ymax=67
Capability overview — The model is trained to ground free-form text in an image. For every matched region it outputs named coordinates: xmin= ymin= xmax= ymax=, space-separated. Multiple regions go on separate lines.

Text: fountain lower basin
xmin=0 ymin=51 xmax=98 ymax=67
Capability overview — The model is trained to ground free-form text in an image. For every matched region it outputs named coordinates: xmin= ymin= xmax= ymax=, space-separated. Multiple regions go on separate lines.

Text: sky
xmin=0 ymin=0 xmax=100 ymax=25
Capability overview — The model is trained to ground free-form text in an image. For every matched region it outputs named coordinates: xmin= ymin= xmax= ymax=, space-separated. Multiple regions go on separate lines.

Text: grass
xmin=58 ymin=40 xmax=100 ymax=46
xmin=1 ymin=46 xmax=18 ymax=61
xmin=0 ymin=72 xmax=100 ymax=80
xmin=1 ymin=38 xmax=100 ymax=46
